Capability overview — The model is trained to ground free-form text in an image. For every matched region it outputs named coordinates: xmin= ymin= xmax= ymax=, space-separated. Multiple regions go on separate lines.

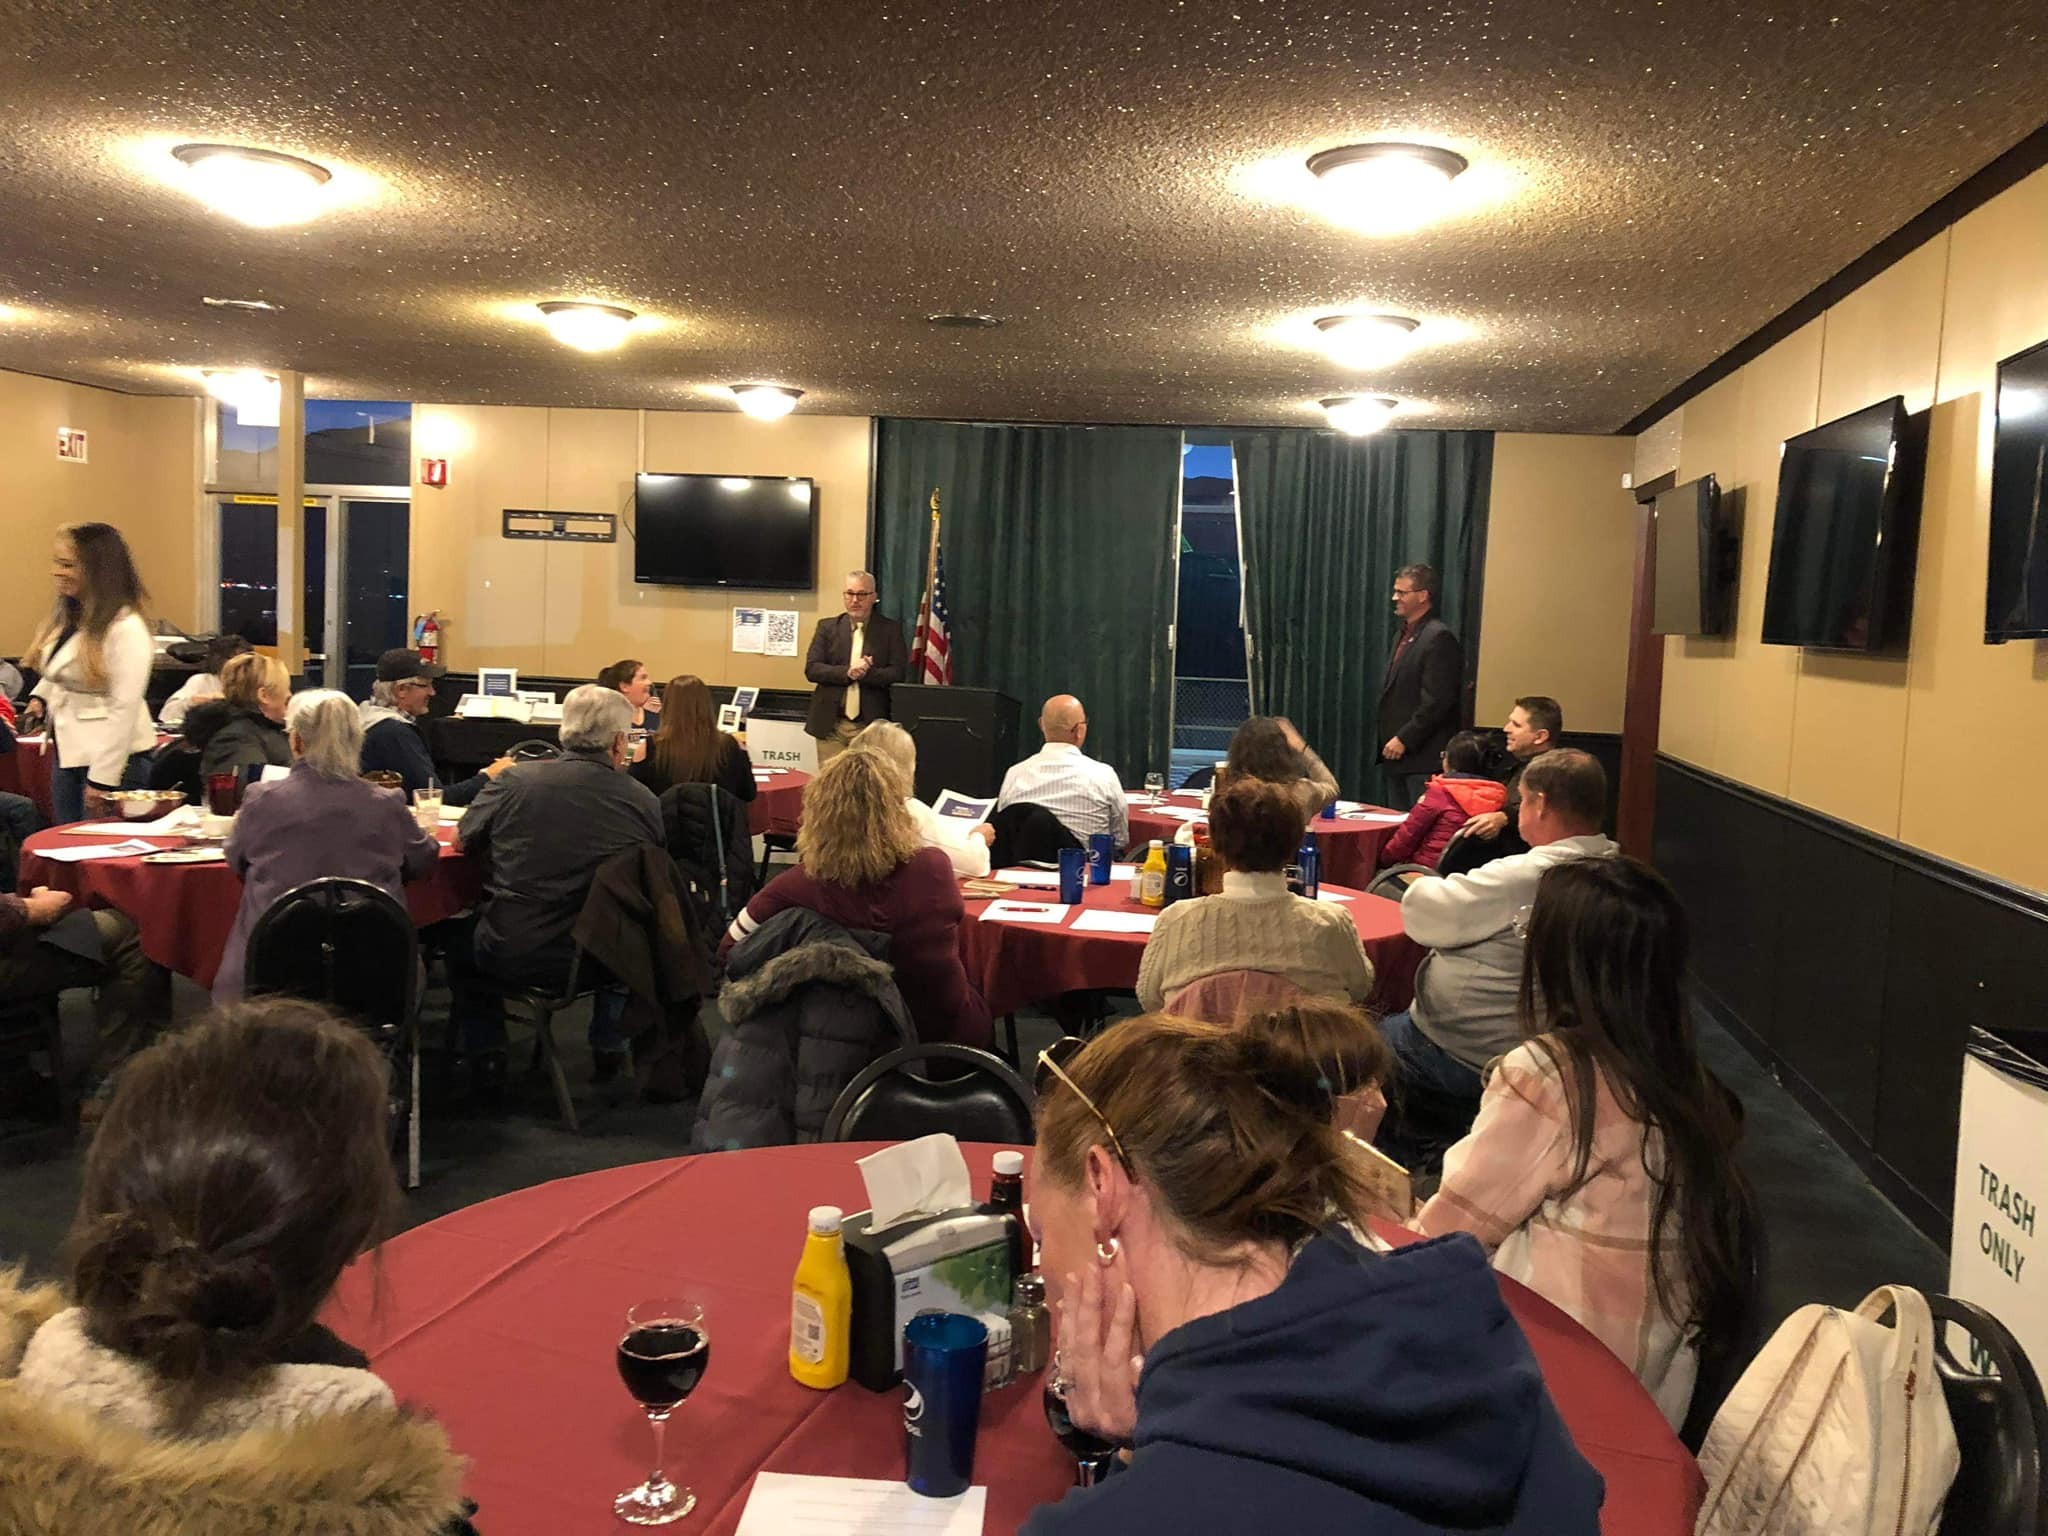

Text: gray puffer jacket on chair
xmin=693 ymin=906 xmax=916 ymax=1151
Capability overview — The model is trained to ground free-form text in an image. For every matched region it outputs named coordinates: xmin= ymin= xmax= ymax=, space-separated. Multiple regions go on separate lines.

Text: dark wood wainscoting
xmin=1653 ymin=756 xmax=2048 ymax=1246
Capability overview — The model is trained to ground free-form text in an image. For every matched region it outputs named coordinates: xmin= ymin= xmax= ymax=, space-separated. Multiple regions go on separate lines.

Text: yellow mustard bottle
xmin=1140 ymin=839 xmax=1168 ymax=909
xmin=789 ymin=1204 xmax=852 ymax=1389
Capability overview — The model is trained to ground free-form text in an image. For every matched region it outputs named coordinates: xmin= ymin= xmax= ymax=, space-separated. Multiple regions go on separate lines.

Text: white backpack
xmin=1696 ymin=1284 xmax=1960 ymax=1536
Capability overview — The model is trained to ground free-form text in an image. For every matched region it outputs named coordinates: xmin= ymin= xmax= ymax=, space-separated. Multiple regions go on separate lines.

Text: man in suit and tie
xmin=805 ymin=569 xmax=910 ymax=760
xmin=1377 ymin=562 xmax=1465 ymax=808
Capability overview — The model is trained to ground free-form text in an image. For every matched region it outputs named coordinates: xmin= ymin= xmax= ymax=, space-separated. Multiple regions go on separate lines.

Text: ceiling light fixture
xmin=1314 ymin=312 xmax=1422 ymax=370
xmin=1306 ymin=142 xmax=1469 ymax=235
xmin=202 ymin=296 xmax=283 ymax=312
xmin=202 ymin=368 xmax=282 ymax=428
xmin=1320 ymin=395 xmax=1399 ymax=437
xmin=536 ymin=301 xmax=637 ymax=352
xmin=730 ymin=384 xmax=804 ymax=421
xmin=170 ymin=143 xmax=334 ymax=228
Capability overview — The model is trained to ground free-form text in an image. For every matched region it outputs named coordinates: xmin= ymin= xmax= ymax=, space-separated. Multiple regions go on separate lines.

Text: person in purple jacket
xmin=215 ymin=690 xmax=439 ymax=1001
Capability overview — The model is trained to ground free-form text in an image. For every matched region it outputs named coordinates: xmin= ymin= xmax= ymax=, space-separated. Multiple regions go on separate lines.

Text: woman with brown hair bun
xmin=596 ymin=657 xmax=662 ymax=730
xmin=631 ymin=674 xmax=755 ymax=803
xmin=1023 ymin=1011 xmax=1600 ymax=1534
xmin=0 ymin=1000 xmax=470 ymax=1533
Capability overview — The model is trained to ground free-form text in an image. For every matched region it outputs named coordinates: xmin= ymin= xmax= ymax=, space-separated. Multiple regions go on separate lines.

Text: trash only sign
xmin=1950 ymin=1032 xmax=2048 ymax=1375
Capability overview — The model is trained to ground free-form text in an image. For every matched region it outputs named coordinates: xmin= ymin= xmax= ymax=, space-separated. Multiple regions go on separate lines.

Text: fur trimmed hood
xmin=0 ymin=1269 xmax=468 ymax=1536
xmin=719 ymin=907 xmax=905 ymax=1028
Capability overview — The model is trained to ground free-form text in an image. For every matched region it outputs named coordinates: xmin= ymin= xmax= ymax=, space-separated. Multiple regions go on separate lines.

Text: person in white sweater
xmin=19 ymin=523 xmax=156 ymax=824
xmin=1136 ymin=775 xmax=1374 ymax=1013
xmin=850 ymin=720 xmax=994 ymax=879
xmin=1376 ymin=748 xmax=1618 ymax=1170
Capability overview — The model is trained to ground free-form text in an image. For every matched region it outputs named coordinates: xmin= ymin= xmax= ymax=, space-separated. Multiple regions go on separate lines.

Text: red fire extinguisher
xmin=419 ymin=611 xmax=441 ymax=665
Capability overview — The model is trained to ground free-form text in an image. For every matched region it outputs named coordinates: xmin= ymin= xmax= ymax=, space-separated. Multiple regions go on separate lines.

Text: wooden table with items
xmin=956 ymin=871 xmax=1423 ymax=1018
xmin=1123 ymin=790 xmax=1411 ymax=889
xmin=323 ymin=1142 xmax=1704 ymax=1536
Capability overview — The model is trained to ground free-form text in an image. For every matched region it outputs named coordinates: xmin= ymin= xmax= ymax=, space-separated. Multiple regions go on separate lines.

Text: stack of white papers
xmin=35 ymin=839 xmax=159 ymax=863
xmin=1072 ymin=909 xmax=1157 ymax=934
xmin=993 ymin=868 xmax=1063 ymax=887
xmin=1338 ymin=810 xmax=1409 ymax=826
xmin=735 ymin=1473 xmax=985 ymax=1535
xmin=979 ymin=899 xmax=1071 ymax=924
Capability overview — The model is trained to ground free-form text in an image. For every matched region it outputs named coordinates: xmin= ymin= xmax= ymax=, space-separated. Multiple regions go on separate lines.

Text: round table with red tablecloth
xmin=747 ymin=768 xmax=807 ymax=838
xmin=0 ymin=735 xmax=60 ymax=824
xmin=322 ymin=1144 xmax=1703 ymax=1536
xmin=1123 ymin=791 xmax=1410 ymax=889
xmin=17 ymin=821 xmax=484 ymax=989
xmin=957 ymin=874 xmax=1422 ymax=1019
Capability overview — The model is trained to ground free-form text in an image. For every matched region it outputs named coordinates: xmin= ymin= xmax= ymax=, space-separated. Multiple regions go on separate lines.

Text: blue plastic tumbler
xmin=1087 ymin=832 xmax=1113 ymax=884
xmin=904 ymin=1312 xmax=988 ymax=1498
xmin=1058 ymin=845 xmax=1087 ymax=904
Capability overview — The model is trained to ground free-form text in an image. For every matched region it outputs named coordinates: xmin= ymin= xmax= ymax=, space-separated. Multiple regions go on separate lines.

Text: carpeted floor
xmin=0 ymin=978 xmax=1947 ymax=1346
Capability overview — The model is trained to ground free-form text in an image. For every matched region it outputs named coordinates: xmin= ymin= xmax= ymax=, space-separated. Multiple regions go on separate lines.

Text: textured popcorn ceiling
xmin=2 ymin=0 xmax=2045 ymax=432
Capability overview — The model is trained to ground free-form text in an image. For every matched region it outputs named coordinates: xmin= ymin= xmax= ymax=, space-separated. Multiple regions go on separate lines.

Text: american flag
xmin=912 ymin=535 xmax=953 ymax=684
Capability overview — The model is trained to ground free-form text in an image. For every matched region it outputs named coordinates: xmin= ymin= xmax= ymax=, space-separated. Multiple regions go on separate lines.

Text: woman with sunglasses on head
xmin=1024 ymin=1013 xmax=1602 ymax=1535
xmin=19 ymin=523 xmax=156 ymax=823
xmin=1413 ymin=855 xmax=1759 ymax=1428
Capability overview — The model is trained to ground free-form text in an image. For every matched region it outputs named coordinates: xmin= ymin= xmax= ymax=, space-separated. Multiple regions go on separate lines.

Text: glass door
xmin=338 ymin=497 xmax=410 ymax=697
xmin=214 ymin=492 xmax=408 ymax=691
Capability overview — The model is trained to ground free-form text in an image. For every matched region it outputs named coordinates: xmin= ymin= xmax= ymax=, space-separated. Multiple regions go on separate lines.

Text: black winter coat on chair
xmin=694 ymin=906 xmax=915 ymax=1151
xmin=572 ymin=845 xmax=717 ymax=1103
xmin=660 ymin=782 xmax=757 ymax=936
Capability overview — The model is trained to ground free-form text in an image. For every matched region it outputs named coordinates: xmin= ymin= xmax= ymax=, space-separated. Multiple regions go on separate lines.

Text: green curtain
xmin=1230 ymin=428 xmax=1494 ymax=803
xmin=874 ymin=419 xmax=1181 ymax=786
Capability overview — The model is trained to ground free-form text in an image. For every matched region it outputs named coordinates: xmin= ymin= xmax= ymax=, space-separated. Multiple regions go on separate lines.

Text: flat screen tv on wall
xmin=1651 ymin=474 xmax=1733 ymax=637
xmin=633 ymin=473 xmax=817 ymax=590
xmin=1759 ymin=396 xmax=1927 ymax=654
xmin=1985 ymin=337 xmax=2048 ymax=643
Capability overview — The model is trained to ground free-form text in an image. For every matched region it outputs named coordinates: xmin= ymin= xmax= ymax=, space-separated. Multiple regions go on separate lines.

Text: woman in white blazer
xmin=20 ymin=523 xmax=156 ymax=824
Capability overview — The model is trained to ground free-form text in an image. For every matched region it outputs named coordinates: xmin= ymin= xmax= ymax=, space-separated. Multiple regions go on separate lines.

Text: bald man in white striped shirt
xmin=995 ymin=694 xmax=1130 ymax=851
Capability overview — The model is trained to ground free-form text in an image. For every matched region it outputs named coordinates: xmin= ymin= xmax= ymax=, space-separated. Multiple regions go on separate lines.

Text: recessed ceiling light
xmin=171 ymin=143 xmax=333 ymax=228
xmin=730 ymin=384 xmax=804 ymax=421
xmin=203 ymin=368 xmax=281 ymax=428
xmin=926 ymin=313 xmax=1002 ymax=329
xmin=1306 ymin=142 xmax=1469 ymax=235
xmin=1314 ymin=313 xmax=1422 ymax=370
xmin=202 ymin=296 xmax=283 ymax=312
xmin=536 ymin=300 xmax=637 ymax=352
xmin=1320 ymin=395 xmax=1399 ymax=437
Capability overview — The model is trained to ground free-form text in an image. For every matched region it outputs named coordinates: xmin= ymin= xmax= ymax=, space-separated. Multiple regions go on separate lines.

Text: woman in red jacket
xmin=1378 ymin=731 xmax=1505 ymax=870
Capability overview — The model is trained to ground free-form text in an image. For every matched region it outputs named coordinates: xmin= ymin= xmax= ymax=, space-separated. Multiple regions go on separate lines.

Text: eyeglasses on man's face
xmin=844 ymin=588 xmax=875 ymax=600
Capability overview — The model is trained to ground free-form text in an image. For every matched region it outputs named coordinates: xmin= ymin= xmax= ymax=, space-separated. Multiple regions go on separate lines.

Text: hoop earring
xmin=1095 ymin=1237 xmax=1121 ymax=1266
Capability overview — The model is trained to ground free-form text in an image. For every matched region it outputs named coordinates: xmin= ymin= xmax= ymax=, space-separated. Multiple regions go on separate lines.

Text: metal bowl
xmin=111 ymin=790 xmax=189 ymax=820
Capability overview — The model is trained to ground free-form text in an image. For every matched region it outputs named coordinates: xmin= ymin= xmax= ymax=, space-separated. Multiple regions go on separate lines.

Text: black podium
xmin=892 ymin=685 xmax=1021 ymax=801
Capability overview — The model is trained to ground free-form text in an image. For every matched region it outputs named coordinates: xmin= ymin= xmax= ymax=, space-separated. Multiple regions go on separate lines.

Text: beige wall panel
xmin=1633 ymin=408 xmax=1682 ymax=488
xmin=408 ymin=406 xmax=872 ymax=688
xmin=1475 ymin=433 xmax=1637 ymax=734
xmin=0 ymin=372 xmax=199 ymax=651
xmin=1658 ymin=373 xmax=1746 ymax=766
xmin=1705 ymin=321 xmax=1823 ymax=797
xmin=1783 ymin=235 xmax=1946 ymax=834
xmin=409 ymin=404 xmax=551 ymax=675
xmin=1898 ymin=170 xmax=2048 ymax=889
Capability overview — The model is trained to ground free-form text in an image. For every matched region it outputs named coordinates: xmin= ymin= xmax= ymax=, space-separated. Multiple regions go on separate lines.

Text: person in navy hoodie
xmin=1023 ymin=1013 xmax=1603 ymax=1536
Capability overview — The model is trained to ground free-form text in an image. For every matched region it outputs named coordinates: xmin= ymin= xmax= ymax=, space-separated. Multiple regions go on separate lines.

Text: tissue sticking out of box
xmin=857 ymin=1134 xmax=974 ymax=1231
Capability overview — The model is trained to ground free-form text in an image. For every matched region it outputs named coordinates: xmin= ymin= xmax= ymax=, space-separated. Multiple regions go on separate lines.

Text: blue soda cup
xmin=1165 ymin=842 xmax=1194 ymax=905
xmin=1296 ymin=841 xmax=1321 ymax=900
xmin=1086 ymin=831 xmax=1113 ymax=884
xmin=904 ymin=1312 xmax=988 ymax=1498
xmin=1058 ymin=846 xmax=1087 ymax=904
xmin=1322 ymin=798 xmax=1339 ymax=820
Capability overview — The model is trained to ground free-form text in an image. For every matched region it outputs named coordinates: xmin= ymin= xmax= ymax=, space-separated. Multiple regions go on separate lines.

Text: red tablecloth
xmin=18 ymin=822 xmax=484 ymax=989
xmin=0 ymin=735 xmax=57 ymax=823
xmin=748 ymin=770 xmax=807 ymax=839
xmin=1124 ymin=792 xmax=1405 ymax=889
xmin=323 ymin=1145 xmax=1701 ymax=1536
xmin=958 ymin=876 xmax=1422 ymax=1018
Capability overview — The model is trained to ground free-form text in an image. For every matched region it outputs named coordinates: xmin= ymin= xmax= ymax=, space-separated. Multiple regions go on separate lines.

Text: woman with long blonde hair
xmin=22 ymin=523 xmax=156 ymax=823
xmin=718 ymin=749 xmax=991 ymax=1046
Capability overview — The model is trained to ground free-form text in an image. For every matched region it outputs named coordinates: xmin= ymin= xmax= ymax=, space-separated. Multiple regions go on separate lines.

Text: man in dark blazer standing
xmin=804 ymin=569 xmax=910 ymax=759
xmin=1377 ymin=562 xmax=1465 ymax=808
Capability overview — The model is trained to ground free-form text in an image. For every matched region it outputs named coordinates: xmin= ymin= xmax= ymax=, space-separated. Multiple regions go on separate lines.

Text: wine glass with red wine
xmin=615 ymin=1297 xmax=711 ymax=1525
xmin=1042 ymin=1349 xmax=1120 ymax=1487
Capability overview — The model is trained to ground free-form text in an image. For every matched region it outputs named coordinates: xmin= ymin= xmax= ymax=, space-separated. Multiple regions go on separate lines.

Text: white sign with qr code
xmin=764 ymin=609 xmax=799 ymax=657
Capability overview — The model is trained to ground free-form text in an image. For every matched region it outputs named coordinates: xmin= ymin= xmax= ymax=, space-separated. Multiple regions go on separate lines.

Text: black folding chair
xmin=246 ymin=877 xmax=424 ymax=1185
xmin=1365 ymin=863 xmax=1431 ymax=900
xmin=455 ymin=949 xmax=603 ymax=1133
xmin=825 ymin=1043 xmax=1035 ymax=1145
xmin=1930 ymin=1294 xmax=2048 ymax=1535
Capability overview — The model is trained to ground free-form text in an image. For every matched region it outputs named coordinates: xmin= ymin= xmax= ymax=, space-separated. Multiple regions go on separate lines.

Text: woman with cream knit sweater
xmin=1137 ymin=775 xmax=1374 ymax=1014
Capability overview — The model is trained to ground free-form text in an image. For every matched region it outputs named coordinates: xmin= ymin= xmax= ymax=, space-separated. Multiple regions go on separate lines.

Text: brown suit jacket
xmin=803 ymin=611 xmax=909 ymax=738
